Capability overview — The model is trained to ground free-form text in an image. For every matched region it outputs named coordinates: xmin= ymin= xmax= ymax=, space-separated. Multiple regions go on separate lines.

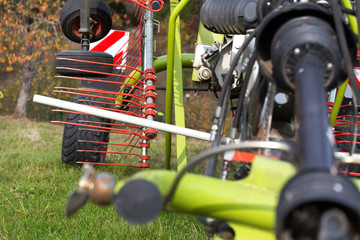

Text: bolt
xmin=333 ymin=183 xmax=343 ymax=192
xmin=326 ymin=63 xmax=333 ymax=70
xmin=285 ymin=191 xmax=293 ymax=201
xmin=211 ymin=124 xmax=218 ymax=131
xmin=200 ymin=68 xmax=212 ymax=80
xmin=294 ymin=48 xmax=300 ymax=55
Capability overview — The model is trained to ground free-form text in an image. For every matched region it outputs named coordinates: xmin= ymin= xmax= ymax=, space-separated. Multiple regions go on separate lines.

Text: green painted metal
xmin=330 ymin=0 xmax=357 ymax=126
xmin=165 ymin=0 xmax=192 ymax=170
xmin=113 ymin=155 xmax=360 ymax=237
xmin=153 ymin=54 xmax=194 ymax=72
xmin=115 ymin=54 xmax=193 ymax=105
xmin=115 ymin=69 xmax=141 ymax=104
xmin=108 ymin=2 xmax=360 ymax=236
xmin=330 ymin=80 xmax=349 ymax=126
xmin=155 ymin=53 xmax=193 ymax=168
xmin=114 ymin=156 xmax=296 ymax=235
xmin=343 ymin=0 xmax=358 ymax=33
xmin=352 ymin=177 xmax=360 ymax=189
xmin=172 ymin=4 xmax=188 ymax=170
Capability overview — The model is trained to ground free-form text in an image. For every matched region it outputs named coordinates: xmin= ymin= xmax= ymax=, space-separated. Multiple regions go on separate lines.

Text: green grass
xmin=0 ymin=116 xmax=209 ymax=239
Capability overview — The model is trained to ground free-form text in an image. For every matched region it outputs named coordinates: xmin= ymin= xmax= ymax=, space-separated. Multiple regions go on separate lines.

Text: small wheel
xmin=60 ymin=0 xmax=112 ymax=43
xmin=62 ymin=95 xmax=111 ymax=165
xmin=56 ymin=50 xmax=114 ymax=77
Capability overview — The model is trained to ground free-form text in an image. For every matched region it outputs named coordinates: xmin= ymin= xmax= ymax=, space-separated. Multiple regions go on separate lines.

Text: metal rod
xmin=79 ymin=0 xmax=91 ymax=51
xmin=143 ymin=9 xmax=155 ymax=119
xmin=143 ymin=10 xmax=154 ymax=71
xmin=33 ymin=94 xmax=231 ymax=143
xmin=165 ymin=0 xmax=193 ymax=169
xmin=142 ymin=9 xmax=156 ymax=165
xmin=295 ymin=58 xmax=333 ymax=169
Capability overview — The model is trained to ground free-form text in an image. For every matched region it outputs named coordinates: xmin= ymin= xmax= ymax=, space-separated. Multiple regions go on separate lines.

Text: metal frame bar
xmin=330 ymin=0 xmax=358 ymax=125
xmin=113 ymin=155 xmax=297 ymax=239
xmin=165 ymin=0 xmax=193 ymax=169
xmin=141 ymin=9 xmax=156 ymax=166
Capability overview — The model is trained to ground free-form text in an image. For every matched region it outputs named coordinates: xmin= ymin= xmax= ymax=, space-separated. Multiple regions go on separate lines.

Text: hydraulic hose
xmin=204 ymin=30 xmax=258 ymax=176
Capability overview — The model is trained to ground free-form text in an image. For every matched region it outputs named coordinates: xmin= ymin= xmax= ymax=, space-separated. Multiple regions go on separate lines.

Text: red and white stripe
xmin=90 ymin=30 xmax=130 ymax=66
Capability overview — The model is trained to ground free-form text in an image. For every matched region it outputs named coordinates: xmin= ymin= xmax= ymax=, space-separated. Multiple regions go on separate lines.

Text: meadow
xmin=0 ymin=116 xmax=209 ymax=239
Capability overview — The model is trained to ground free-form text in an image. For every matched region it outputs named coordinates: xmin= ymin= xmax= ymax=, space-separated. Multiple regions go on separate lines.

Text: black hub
xmin=270 ymin=16 xmax=342 ymax=91
xmin=277 ymin=170 xmax=360 ymax=239
xmin=256 ymin=3 xmax=356 ymax=91
xmin=255 ymin=4 xmax=360 ymax=239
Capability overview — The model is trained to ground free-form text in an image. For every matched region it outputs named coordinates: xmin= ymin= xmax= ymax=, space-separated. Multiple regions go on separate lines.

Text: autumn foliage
xmin=0 ymin=0 xmax=69 ymax=118
xmin=0 ymin=0 xmax=208 ymax=122
xmin=0 ymin=0 xmax=139 ymax=119
xmin=0 ymin=0 xmax=66 ymax=71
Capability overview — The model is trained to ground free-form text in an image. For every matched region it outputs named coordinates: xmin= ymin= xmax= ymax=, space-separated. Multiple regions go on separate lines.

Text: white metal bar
xmin=33 ymin=94 xmax=231 ymax=143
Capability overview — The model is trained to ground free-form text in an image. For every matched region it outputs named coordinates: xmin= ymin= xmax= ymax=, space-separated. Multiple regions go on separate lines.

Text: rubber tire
xmin=82 ymin=68 xmax=124 ymax=91
xmin=335 ymin=126 xmax=360 ymax=174
xmin=60 ymin=0 xmax=112 ymax=43
xmin=62 ymin=95 xmax=111 ymax=165
xmin=56 ymin=50 xmax=114 ymax=77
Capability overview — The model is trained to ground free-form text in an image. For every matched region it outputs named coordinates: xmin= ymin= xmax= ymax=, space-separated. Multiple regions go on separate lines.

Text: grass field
xmin=0 ymin=116 xmax=209 ymax=239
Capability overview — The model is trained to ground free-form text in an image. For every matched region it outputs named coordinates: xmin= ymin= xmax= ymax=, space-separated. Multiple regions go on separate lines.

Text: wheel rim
xmin=71 ymin=16 xmax=103 ymax=38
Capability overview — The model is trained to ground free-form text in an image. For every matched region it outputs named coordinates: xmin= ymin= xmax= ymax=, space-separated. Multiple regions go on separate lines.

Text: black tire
xmin=335 ymin=126 xmax=360 ymax=174
xmin=81 ymin=68 xmax=124 ymax=91
xmin=60 ymin=0 xmax=112 ymax=43
xmin=62 ymin=95 xmax=111 ymax=165
xmin=56 ymin=50 xmax=114 ymax=77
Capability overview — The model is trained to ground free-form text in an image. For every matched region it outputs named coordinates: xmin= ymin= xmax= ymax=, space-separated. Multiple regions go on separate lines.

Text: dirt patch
xmin=22 ymin=126 xmax=42 ymax=142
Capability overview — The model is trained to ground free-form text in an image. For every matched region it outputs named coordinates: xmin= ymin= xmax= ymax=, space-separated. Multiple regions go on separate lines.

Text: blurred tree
xmin=0 ymin=0 xmax=203 ymax=120
xmin=184 ymin=91 xmax=233 ymax=132
xmin=108 ymin=0 xmax=140 ymax=28
xmin=0 ymin=0 xmax=67 ymax=119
